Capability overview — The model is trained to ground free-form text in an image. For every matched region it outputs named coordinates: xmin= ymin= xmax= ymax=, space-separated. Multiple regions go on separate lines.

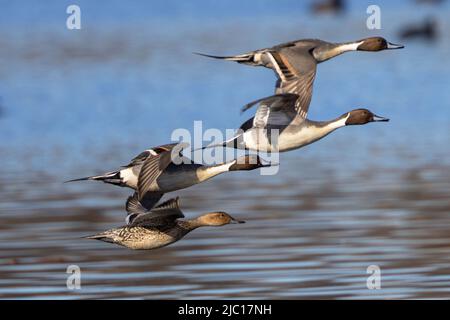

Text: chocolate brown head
xmin=197 ymin=212 xmax=245 ymax=226
xmin=345 ymin=109 xmax=389 ymax=126
xmin=357 ymin=37 xmax=404 ymax=51
xmin=229 ymin=155 xmax=270 ymax=171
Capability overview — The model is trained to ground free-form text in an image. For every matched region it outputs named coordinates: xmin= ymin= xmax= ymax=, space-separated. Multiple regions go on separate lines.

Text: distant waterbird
xmin=311 ymin=0 xmax=346 ymax=15
xmin=399 ymin=17 xmax=438 ymax=41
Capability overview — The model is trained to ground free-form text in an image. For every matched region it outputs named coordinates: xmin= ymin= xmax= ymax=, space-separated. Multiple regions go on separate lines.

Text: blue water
xmin=0 ymin=1 xmax=449 ymax=299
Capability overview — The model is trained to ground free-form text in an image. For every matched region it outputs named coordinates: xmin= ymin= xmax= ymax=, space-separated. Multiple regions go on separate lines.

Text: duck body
xmin=87 ymin=196 xmax=244 ymax=250
xmin=68 ymin=156 xmax=240 ymax=192
xmin=68 ymin=143 xmax=267 ymax=209
xmin=91 ymin=221 xmax=193 ymax=250
xmin=240 ymin=119 xmax=345 ymax=153
xmin=143 ymin=161 xmax=233 ymax=193
xmin=205 ymin=94 xmax=389 ymax=154
xmin=196 ymin=37 xmax=403 ymax=118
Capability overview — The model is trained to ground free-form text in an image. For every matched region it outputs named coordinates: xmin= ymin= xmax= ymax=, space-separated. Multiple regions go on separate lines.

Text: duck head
xmin=345 ymin=109 xmax=389 ymax=125
xmin=229 ymin=155 xmax=271 ymax=171
xmin=197 ymin=212 xmax=245 ymax=226
xmin=357 ymin=37 xmax=404 ymax=51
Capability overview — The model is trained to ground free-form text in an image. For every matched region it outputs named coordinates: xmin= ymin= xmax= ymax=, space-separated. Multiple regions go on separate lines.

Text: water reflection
xmin=1 ymin=0 xmax=450 ymax=299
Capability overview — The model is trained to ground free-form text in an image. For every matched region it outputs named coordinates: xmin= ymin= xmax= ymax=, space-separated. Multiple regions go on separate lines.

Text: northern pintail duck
xmin=68 ymin=143 xmax=269 ymax=208
xmin=196 ymin=36 xmax=403 ymax=118
xmin=203 ymin=94 xmax=389 ymax=153
xmin=86 ymin=195 xmax=244 ymax=250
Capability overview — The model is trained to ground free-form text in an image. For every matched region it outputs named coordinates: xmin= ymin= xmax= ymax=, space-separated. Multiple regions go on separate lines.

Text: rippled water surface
xmin=0 ymin=0 xmax=449 ymax=299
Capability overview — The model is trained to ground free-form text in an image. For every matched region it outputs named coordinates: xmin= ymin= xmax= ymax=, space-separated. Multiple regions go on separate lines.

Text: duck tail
xmin=65 ymin=170 xmax=123 ymax=186
xmin=194 ymin=135 xmax=242 ymax=152
xmin=193 ymin=52 xmax=256 ymax=65
xmin=84 ymin=233 xmax=115 ymax=244
xmin=194 ymin=140 xmax=228 ymax=152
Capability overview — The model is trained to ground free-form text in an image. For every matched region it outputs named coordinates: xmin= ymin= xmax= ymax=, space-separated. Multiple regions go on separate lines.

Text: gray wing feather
xmin=122 ymin=150 xmax=151 ymax=168
xmin=250 ymin=94 xmax=299 ymax=128
xmin=125 ymin=192 xmax=164 ymax=224
xmin=127 ymin=197 xmax=184 ymax=228
xmin=122 ymin=143 xmax=182 ymax=168
xmin=137 ymin=142 xmax=189 ymax=200
xmin=275 ymin=69 xmax=315 ymax=119
xmin=266 ymin=49 xmax=317 ymax=118
xmin=126 ymin=192 xmax=148 ymax=216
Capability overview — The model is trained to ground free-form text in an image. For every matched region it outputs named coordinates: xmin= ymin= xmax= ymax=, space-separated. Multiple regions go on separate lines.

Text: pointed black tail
xmin=194 ymin=136 xmax=242 ymax=152
xmin=65 ymin=170 xmax=123 ymax=186
xmin=84 ymin=234 xmax=115 ymax=243
xmin=193 ymin=52 xmax=255 ymax=65
xmin=198 ymin=140 xmax=228 ymax=151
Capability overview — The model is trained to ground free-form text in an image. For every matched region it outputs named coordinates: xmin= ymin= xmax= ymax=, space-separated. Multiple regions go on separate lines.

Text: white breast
xmin=244 ymin=125 xmax=336 ymax=153
xmin=120 ymin=167 xmax=139 ymax=189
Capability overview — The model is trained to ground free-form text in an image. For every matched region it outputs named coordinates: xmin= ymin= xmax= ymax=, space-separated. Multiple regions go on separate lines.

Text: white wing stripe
xmin=267 ymin=52 xmax=287 ymax=82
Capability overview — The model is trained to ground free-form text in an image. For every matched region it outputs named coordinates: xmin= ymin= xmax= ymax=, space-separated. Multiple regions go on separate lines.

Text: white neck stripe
xmin=338 ymin=41 xmax=364 ymax=52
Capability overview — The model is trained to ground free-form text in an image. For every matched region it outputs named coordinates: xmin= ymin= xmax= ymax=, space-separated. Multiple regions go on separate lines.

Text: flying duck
xmin=86 ymin=194 xmax=244 ymax=250
xmin=195 ymin=36 xmax=403 ymax=118
xmin=202 ymin=94 xmax=389 ymax=153
xmin=67 ymin=143 xmax=269 ymax=208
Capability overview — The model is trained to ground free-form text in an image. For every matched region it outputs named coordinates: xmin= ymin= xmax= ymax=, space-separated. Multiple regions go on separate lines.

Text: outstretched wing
xmin=122 ymin=150 xmax=153 ymax=168
xmin=196 ymin=39 xmax=318 ymax=118
xmin=234 ymin=40 xmax=318 ymax=119
xmin=125 ymin=193 xmax=184 ymax=228
xmin=137 ymin=142 xmax=189 ymax=201
xmin=122 ymin=143 xmax=183 ymax=168
xmin=266 ymin=50 xmax=316 ymax=119
xmin=242 ymin=94 xmax=300 ymax=129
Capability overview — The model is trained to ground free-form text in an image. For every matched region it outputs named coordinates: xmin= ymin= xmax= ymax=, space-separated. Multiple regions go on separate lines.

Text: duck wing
xmin=244 ymin=94 xmax=300 ymax=129
xmin=122 ymin=143 xmax=183 ymax=168
xmin=196 ymin=39 xmax=318 ymax=118
xmin=122 ymin=150 xmax=152 ymax=168
xmin=265 ymin=50 xmax=317 ymax=119
xmin=126 ymin=193 xmax=184 ymax=228
xmin=137 ymin=142 xmax=189 ymax=201
xmin=235 ymin=40 xmax=319 ymax=119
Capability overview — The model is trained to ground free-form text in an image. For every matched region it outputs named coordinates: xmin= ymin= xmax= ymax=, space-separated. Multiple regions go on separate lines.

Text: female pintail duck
xmin=67 ymin=143 xmax=269 ymax=208
xmin=202 ymin=94 xmax=389 ymax=153
xmin=196 ymin=37 xmax=403 ymax=118
xmin=86 ymin=195 xmax=244 ymax=250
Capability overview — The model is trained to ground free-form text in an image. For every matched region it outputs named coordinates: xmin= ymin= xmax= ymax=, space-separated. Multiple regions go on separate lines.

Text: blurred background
xmin=0 ymin=0 xmax=449 ymax=299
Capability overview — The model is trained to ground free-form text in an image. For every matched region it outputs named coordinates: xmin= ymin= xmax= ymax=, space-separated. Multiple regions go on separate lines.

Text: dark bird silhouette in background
xmin=311 ymin=0 xmax=345 ymax=15
xmin=415 ymin=0 xmax=445 ymax=5
xmin=399 ymin=17 xmax=438 ymax=41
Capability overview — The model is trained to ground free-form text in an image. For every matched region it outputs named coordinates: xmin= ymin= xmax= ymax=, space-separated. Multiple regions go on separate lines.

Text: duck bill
xmin=259 ymin=159 xmax=280 ymax=168
xmin=387 ymin=42 xmax=404 ymax=49
xmin=230 ymin=218 xmax=245 ymax=224
xmin=372 ymin=114 xmax=390 ymax=122
xmin=261 ymin=163 xmax=276 ymax=168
